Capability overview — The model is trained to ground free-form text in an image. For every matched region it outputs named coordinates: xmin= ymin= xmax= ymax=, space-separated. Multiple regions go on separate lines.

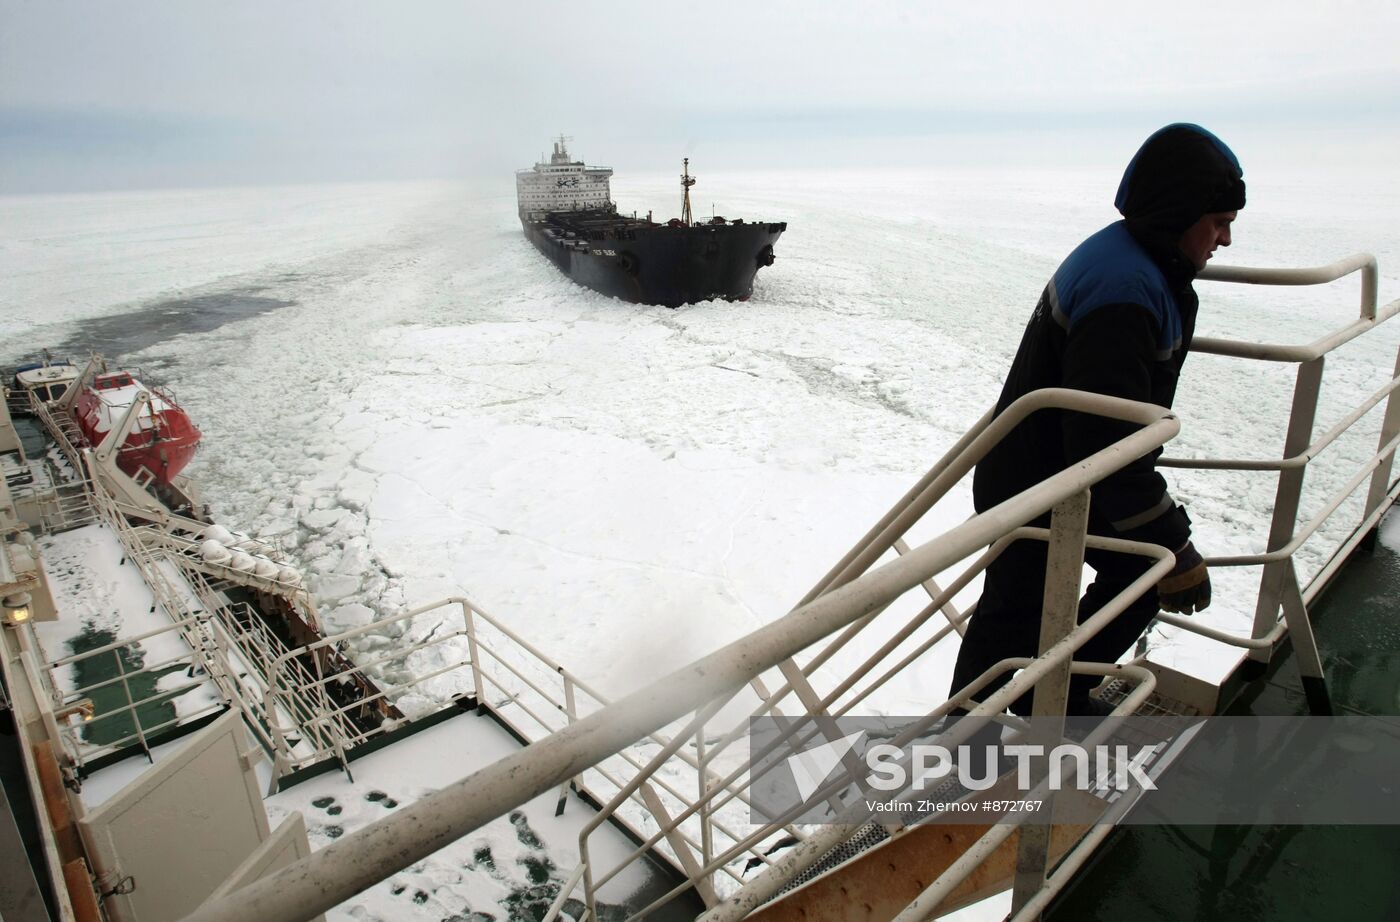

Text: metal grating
xmin=1096 ymin=677 xmax=1201 ymax=719
xmin=762 ymin=822 xmax=892 ymax=905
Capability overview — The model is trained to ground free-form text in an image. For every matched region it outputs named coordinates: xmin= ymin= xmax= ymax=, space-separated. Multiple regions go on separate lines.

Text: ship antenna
xmin=680 ymin=157 xmax=696 ymax=226
xmin=552 ymin=134 xmax=575 ymax=164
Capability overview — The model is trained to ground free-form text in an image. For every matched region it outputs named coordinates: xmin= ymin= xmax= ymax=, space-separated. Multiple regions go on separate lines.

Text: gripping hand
xmin=1158 ymin=541 xmax=1211 ymax=614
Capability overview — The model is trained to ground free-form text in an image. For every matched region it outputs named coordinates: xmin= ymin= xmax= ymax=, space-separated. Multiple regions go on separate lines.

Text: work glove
xmin=1157 ymin=541 xmax=1211 ymax=614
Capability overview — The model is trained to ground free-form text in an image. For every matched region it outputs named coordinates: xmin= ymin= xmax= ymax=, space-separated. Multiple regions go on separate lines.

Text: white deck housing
xmin=515 ymin=136 xmax=613 ymax=221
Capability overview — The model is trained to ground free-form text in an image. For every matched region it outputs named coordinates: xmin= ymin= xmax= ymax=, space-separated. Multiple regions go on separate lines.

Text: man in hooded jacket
xmin=948 ymin=123 xmax=1245 ymax=717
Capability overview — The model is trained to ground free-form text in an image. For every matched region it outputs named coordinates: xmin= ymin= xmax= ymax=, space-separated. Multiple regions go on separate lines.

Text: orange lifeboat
xmin=73 ymin=371 xmax=202 ymax=485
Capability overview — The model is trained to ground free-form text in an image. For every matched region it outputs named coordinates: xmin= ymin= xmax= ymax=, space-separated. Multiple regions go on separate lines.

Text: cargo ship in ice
xmin=516 ymin=137 xmax=787 ymax=307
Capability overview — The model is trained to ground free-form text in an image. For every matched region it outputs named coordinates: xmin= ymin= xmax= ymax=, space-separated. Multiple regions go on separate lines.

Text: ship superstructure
xmin=515 ymin=136 xmax=786 ymax=308
xmin=515 ymin=136 xmax=615 ymax=221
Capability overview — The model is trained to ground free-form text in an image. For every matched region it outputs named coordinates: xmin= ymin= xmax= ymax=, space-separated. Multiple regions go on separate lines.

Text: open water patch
xmin=51 ymin=288 xmax=295 ymax=360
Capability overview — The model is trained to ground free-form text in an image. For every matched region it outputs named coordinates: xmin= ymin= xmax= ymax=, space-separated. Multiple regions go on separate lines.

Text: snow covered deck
xmin=263 ymin=710 xmax=695 ymax=921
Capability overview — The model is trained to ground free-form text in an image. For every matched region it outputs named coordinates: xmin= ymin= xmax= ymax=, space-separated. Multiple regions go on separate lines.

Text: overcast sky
xmin=3 ymin=1 xmax=1399 ymax=193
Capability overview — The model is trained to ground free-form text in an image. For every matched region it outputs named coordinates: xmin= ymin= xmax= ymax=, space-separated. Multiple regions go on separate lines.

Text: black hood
xmin=1114 ymin=123 xmax=1245 ymax=236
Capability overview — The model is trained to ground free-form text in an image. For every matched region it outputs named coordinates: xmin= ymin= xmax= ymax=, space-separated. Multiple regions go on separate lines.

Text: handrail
xmin=1200 ymin=252 xmax=1376 ymax=311
xmin=47 ymin=614 xmax=211 ymax=667
xmin=1205 ymin=427 xmax=1400 ymax=568
xmin=183 ymin=391 xmax=1179 ymax=922
xmin=1122 ymin=255 xmax=1400 ymax=660
xmin=882 ymin=662 xmax=1158 ymax=922
xmin=1193 ymin=299 xmax=1400 ymax=360
xmin=564 ymin=391 xmax=1172 ymax=905
xmin=695 ymin=541 xmax=1172 ymax=922
xmin=1193 ymin=253 xmax=1383 ymax=362
xmin=583 ymin=529 xmax=1028 ymax=905
xmin=1160 ymin=360 xmax=1400 ymax=472
xmin=257 ymin=588 xmax=761 ymax=872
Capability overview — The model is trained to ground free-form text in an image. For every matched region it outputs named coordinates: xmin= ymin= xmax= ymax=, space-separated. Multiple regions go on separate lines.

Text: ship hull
xmin=522 ymin=215 xmax=786 ymax=308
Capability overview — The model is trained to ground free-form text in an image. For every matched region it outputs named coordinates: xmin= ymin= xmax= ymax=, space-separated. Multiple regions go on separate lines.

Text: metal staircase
xmin=81 ymin=488 xmax=355 ymax=774
xmin=10 ymin=359 xmax=357 ymax=783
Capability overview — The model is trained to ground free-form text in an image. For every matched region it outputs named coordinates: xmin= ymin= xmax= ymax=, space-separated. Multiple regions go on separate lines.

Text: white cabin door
xmin=78 ymin=710 xmax=271 ymax=922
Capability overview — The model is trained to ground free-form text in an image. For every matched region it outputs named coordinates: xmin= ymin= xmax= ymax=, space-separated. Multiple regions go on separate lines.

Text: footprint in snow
xmin=508 ymin=811 xmax=543 ymax=849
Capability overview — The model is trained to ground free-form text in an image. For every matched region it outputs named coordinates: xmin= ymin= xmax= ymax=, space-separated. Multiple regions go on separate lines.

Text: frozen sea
xmin=6 ymin=164 xmax=1400 ymax=707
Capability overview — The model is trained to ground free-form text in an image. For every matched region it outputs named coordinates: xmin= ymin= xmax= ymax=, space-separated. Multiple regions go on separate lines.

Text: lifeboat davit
xmin=73 ymin=371 xmax=202 ymax=485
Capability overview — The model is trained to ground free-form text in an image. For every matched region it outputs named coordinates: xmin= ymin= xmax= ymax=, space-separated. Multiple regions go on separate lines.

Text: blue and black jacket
xmin=972 ymin=221 xmax=1198 ymax=550
xmin=972 ymin=123 xmax=1243 ymax=552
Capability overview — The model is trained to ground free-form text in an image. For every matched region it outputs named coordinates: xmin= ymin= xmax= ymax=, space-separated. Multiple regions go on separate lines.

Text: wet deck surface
xmin=1046 ymin=531 xmax=1400 ymax=921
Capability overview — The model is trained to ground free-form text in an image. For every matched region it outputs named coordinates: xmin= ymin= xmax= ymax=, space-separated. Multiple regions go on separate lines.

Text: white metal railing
xmin=715 ymin=255 xmax=1400 ymax=920
xmin=45 ymin=615 xmax=228 ymax=766
xmin=693 ymin=255 xmax=1400 ymax=920
xmin=454 ymin=599 xmax=813 ymax=895
xmin=1149 ymin=254 xmax=1400 ymax=711
xmin=254 ymin=591 xmax=785 ymax=884
xmin=15 ymin=388 xmax=101 ymax=532
xmin=26 ymin=387 xmax=87 ymax=477
xmin=573 ymin=428 xmax=1179 ymax=919
xmin=193 ymin=590 xmax=355 ymax=773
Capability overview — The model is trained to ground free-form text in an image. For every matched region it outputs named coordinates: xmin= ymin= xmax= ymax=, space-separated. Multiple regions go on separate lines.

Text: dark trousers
xmin=948 ymin=532 xmax=1160 ymax=716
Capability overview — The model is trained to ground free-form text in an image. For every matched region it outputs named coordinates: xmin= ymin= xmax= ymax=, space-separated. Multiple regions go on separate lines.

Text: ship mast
xmin=680 ymin=158 xmax=696 ymax=226
xmin=551 ymin=134 xmax=574 ymax=165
